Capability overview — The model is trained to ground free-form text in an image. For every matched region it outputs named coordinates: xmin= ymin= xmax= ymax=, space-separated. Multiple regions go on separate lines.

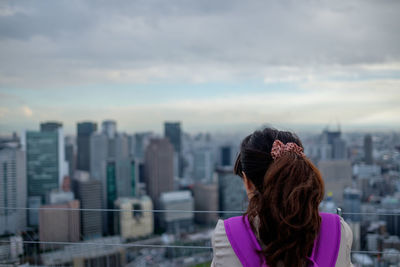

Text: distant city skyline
xmin=1 ymin=0 xmax=400 ymax=135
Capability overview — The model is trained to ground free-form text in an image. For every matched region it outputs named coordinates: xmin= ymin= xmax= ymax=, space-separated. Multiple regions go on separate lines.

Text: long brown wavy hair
xmin=234 ymin=128 xmax=325 ymax=267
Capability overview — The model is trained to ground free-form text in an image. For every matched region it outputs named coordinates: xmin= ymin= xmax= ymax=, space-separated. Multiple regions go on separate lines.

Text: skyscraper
xmin=102 ymin=120 xmax=117 ymax=139
xmin=217 ymin=166 xmax=247 ymax=219
xmin=318 ymin=160 xmax=352 ymax=204
xmin=65 ymin=135 xmax=76 ymax=178
xmin=72 ymin=171 xmax=103 ymax=240
xmin=24 ymin=125 xmax=68 ymax=226
xmin=90 ymin=121 xmax=135 ymax=235
xmin=77 ymin=122 xmax=97 ymax=171
xmin=164 ymin=122 xmax=182 ymax=177
xmin=40 ymin=121 xmax=63 ymax=132
xmin=321 ymin=129 xmax=347 ymax=160
xmin=164 ymin=122 xmax=181 ymax=154
xmin=0 ymin=144 xmax=26 ymax=235
xmin=133 ymin=132 xmax=153 ymax=159
xmin=333 ymin=138 xmax=347 ymax=160
xmin=343 ymin=187 xmax=361 ymax=222
xmin=90 ymin=132 xmax=108 ymax=182
xmin=193 ymin=183 xmax=218 ymax=225
xmin=220 ymin=145 xmax=232 ymax=166
xmin=144 ymin=138 xmax=174 ymax=209
xmin=193 ymin=147 xmax=214 ymax=183
xmin=364 ymin=134 xmax=373 ymax=165
xmin=25 ymin=130 xmax=64 ymax=201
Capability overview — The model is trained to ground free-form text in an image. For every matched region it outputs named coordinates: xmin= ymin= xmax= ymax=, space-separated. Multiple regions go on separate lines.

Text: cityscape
xmin=0 ymin=120 xmax=399 ymax=266
xmin=1 ymin=0 xmax=400 ymax=266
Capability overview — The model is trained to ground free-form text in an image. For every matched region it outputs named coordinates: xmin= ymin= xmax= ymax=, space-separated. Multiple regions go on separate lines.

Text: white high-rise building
xmin=193 ymin=147 xmax=214 ymax=183
xmin=0 ymin=145 xmax=26 ymax=235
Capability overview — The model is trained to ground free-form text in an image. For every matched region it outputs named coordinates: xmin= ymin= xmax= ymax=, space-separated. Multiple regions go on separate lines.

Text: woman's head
xmin=234 ymin=128 xmax=303 ymax=193
xmin=234 ymin=127 xmax=325 ymax=267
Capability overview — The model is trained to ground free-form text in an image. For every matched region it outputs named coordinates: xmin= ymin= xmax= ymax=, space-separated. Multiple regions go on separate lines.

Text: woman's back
xmin=211 ymin=214 xmax=353 ymax=267
xmin=211 ymin=128 xmax=353 ymax=266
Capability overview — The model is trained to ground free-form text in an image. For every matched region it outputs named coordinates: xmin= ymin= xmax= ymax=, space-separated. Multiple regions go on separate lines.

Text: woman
xmin=211 ymin=128 xmax=353 ymax=267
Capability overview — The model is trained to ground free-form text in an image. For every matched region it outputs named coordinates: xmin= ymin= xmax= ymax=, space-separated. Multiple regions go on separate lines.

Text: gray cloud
xmin=0 ymin=0 xmax=400 ymax=87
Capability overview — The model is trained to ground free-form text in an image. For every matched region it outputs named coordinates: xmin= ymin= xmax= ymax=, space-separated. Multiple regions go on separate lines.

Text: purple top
xmin=224 ymin=213 xmax=341 ymax=267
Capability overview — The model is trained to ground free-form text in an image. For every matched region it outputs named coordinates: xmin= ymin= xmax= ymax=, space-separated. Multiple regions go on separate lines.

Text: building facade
xmin=217 ymin=166 xmax=247 ymax=219
xmin=39 ymin=199 xmax=80 ymax=249
xmin=0 ymin=145 xmax=26 ymax=235
xmin=164 ymin=122 xmax=182 ymax=177
xmin=318 ymin=160 xmax=352 ymax=205
xmin=90 ymin=122 xmax=135 ymax=235
xmin=72 ymin=172 xmax=103 ymax=239
xmin=159 ymin=191 xmax=194 ymax=233
xmin=144 ymin=138 xmax=174 ymax=209
xmin=77 ymin=121 xmax=97 ymax=171
xmin=24 ymin=126 xmax=67 ymax=226
xmin=193 ymin=183 xmax=218 ymax=225
xmin=114 ymin=196 xmax=153 ymax=239
xmin=364 ymin=134 xmax=373 ymax=165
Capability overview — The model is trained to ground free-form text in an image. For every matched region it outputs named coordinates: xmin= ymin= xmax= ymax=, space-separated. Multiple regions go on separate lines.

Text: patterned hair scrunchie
xmin=270 ymin=139 xmax=305 ymax=160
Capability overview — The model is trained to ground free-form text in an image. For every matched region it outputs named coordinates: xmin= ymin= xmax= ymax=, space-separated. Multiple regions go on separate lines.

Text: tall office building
xmin=193 ymin=148 xmax=214 ymax=183
xmin=24 ymin=124 xmax=68 ymax=226
xmin=72 ymin=171 xmax=103 ymax=240
xmin=364 ymin=134 xmax=373 ymax=165
xmin=77 ymin=122 xmax=97 ymax=171
xmin=90 ymin=133 xmax=108 ymax=182
xmin=40 ymin=121 xmax=63 ymax=132
xmin=102 ymin=120 xmax=117 ymax=139
xmin=164 ymin=122 xmax=182 ymax=155
xmin=144 ymin=138 xmax=174 ymax=209
xmin=321 ymin=129 xmax=347 ymax=160
xmin=90 ymin=121 xmax=135 ymax=235
xmin=0 ymin=144 xmax=26 ymax=235
xmin=220 ymin=146 xmax=232 ymax=166
xmin=318 ymin=160 xmax=352 ymax=204
xmin=217 ymin=166 xmax=247 ymax=219
xmin=343 ymin=187 xmax=361 ymax=222
xmin=193 ymin=183 xmax=218 ymax=225
xmin=333 ymin=138 xmax=347 ymax=160
xmin=133 ymin=132 xmax=153 ymax=159
xmin=65 ymin=136 xmax=76 ymax=178
xmin=164 ymin=122 xmax=182 ymax=177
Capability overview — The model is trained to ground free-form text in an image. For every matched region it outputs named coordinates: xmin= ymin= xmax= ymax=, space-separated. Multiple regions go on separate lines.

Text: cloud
xmin=0 ymin=0 xmax=399 ymax=87
xmin=1 ymin=0 xmax=400 ymax=134
xmin=0 ymin=107 xmax=8 ymax=117
xmin=21 ymin=106 xmax=33 ymax=117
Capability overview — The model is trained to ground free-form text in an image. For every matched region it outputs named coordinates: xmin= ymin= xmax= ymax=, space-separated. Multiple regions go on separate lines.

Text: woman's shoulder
xmin=211 ymin=219 xmax=242 ymax=267
xmin=336 ymin=216 xmax=354 ymax=267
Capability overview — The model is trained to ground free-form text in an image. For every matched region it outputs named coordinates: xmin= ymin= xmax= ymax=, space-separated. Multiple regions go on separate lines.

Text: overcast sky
xmin=1 ymin=0 xmax=400 ymax=135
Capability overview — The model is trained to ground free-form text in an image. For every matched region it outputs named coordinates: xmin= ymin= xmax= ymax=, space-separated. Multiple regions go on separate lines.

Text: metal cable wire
xmin=1 ymin=207 xmax=400 ymax=216
xmin=1 ymin=240 xmax=400 ymax=255
xmin=0 ymin=206 xmax=244 ymax=214
xmin=0 ymin=240 xmax=212 ymax=250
